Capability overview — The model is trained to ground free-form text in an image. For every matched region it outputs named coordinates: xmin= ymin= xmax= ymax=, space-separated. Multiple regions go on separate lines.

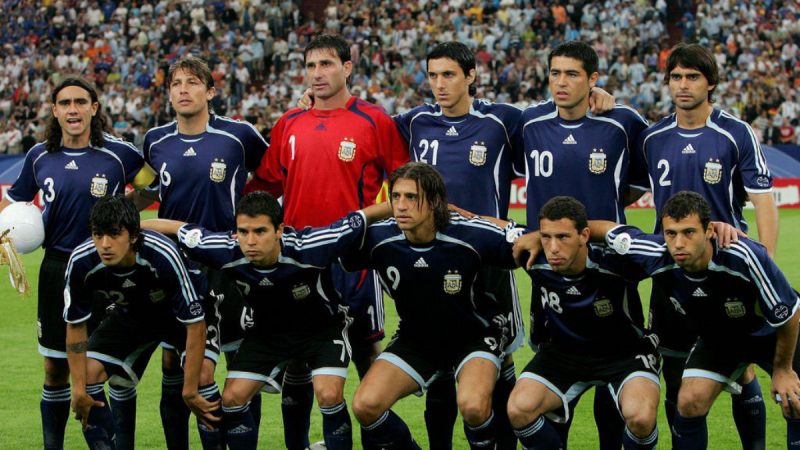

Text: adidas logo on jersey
xmin=566 ymin=286 xmax=581 ymax=295
xmin=64 ymin=160 xmax=79 ymax=170
xmin=122 ymin=279 xmax=136 ymax=288
xmin=259 ymin=277 xmax=273 ymax=286
xmin=692 ymin=287 xmax=707 ymax=297
xmin=682 ymin=144 xmax=696 ymax=154
xmin=183 ymin=147 xmax=197 ymax=157
xmin=562 ymin=134 xmax=577 ymax=145
xmin=446 ymin=126 xmax=459 ymax=137
xmin=413 ymin=257 xmax=429 ymax=268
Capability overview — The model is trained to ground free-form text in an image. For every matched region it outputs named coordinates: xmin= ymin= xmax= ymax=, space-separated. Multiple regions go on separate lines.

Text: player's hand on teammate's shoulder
xmin=298 ymin=88 xmax=314 ymax=110
xmin=72 ymin=392 xmax=104 ymax=430
xmin=710 ymin=221 xmax=746 ymax=248
xmin=588 ymin=87 xmax=615 ymax=115
xmin=512 ymin=231 xmax=541 ymax=270
xmin=183 ymin=390 xmax=221 ymax=429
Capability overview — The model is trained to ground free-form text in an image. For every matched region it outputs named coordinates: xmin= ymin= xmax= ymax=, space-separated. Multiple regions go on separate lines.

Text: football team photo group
xmin=1 ymin=4 xmax=799 ymax=450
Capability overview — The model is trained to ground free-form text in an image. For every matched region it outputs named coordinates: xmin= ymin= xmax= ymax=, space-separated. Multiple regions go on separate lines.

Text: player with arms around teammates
xmin=591 ymin=191 xmax=800 ymax=449
xmin=142 ymin=192 xmax=394 ymax=449
xmin=0 ymin=76 xmax=153 ymax=450
xmin=507 ymin=196 xmax=661 ymax=450
xmin=138 ymin=55 xmax=268 ymax=449
xmin=633 ymin=43 xmax=777 ymax=448
xmin=520 ymin=40 xmax=649 ymax=449
xmin=344 ymin=162 xmax=523 ymax=449
xmin=64 ymin=196 xmax=219 ymax=449
xmin=246 ymin=34 xmax=409 ymax=450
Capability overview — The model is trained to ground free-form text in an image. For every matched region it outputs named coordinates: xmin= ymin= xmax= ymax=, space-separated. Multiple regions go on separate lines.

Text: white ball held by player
xmin=0 ymin=201 xmax=45 ymax=254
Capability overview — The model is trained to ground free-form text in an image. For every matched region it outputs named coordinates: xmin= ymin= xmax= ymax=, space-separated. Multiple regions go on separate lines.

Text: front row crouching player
xmin=600 ymin=191 xmax=800 ymax=450
xmin=142 ymin=192 xmax=393 ymax=450
xmin=64 ymin=196 xmax=222 ymax=448
xmin=507 ymin=197 xmax=660 ymax=450
xmin=346 ymin=162 xmax=523 ymax=449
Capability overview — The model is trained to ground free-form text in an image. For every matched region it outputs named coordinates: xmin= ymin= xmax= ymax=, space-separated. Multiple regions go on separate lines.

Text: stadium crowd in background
xmin=0 ymin=0 xmax=798 ymax=155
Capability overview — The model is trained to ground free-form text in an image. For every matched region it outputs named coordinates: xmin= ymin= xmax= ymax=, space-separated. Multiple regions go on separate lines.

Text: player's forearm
xmin=128 ymin=189 xmax=158 ymax=211
xmin=361 ymin=201 xmax=392 ymax=224
xmin=588 ymin=220 xmax=621 ymax=242
xmin=751 ymin=192 xmax=779 ymax=257
xmin=65 ymin=323 xmax=90 ymax=394
xmin=774 ymin=308 xmax=800 ymax=372
xmin=181 ymin=321 xmax=207 ymax=399
xmin=0 ymin=197 xmax=11 ymax=213
xmin=140 ymin=219 xmax=187 ymax=236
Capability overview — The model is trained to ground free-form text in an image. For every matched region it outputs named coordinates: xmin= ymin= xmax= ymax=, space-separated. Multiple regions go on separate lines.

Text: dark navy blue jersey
xmin=527 ymin=247 xmax=648 ymax=355
xmin=521 ymin=101 xmax=648 ymax=229
xmin=606 ymin=225 xmax=799 ymax=339
xmin=144 ymin=115 xmax=268 ymax=232
xmin=176 ymin=211 xmax=368 ymax=336
xmin=636 ymin=108 xmax=771 ymax=233
xmin=63 ymin=230 xmax=206 ymax=325
xmin=6 ymin=135 xmax=144 ymax=253
xmin=395 ymin=99 xmax=524 ymax=218
xmin=341 ymin=213 xmax=518 ymax=346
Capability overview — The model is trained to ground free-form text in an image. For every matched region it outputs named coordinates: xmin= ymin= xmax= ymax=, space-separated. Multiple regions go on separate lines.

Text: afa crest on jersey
xmin=90 ymin=174 xmax=108 ymax=197
xmin=210 ymin=158 xmax=227 ymax=182
xmin=593 ymin=298 xmax=613 ymax=317
xmin=724 ymin=298 xmax=745 ymax=318
xmin=292 ymin=283 xmax=311 ymax=300
xmin=703 ymin=159 xmax=722 ymax=184
xmin=469 ymin=142 xmax=488 ymax=166
xmin=588 ymin=148 xmax=607 ymax=174
xmin=338 ymin=138 xmax=356 ymax=162
xmin=443 ymin=270 xmax=462 ymax=294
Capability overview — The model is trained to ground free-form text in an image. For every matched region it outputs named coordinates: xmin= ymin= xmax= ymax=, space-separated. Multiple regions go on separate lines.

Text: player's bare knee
xmin=199 ymin=360 xmax=216 ymax=385
xmin=624 ymin=409 xmax=657 ymax=437
xmin=676 ymin=386 xmax=712 ymax=417
xmin=314 ymin=387 xmax=344 ymax=408
xmin=352 ymin=389 xmax=384 ymax=425
xmin=43 ymin=358 xmax=70 ymax=385
xmin=458 ymin=394 xmax=492 ymax=426
xmin=221 ymin=389 xmax=248 ymax=408
xmin=507 ymin=392 xmax=537 ymax=428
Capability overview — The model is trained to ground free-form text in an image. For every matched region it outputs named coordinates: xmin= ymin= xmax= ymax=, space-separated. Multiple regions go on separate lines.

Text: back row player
xmin=137 ymin=55 xmax=269 ymax=449
xmin=0 ymin=76 xmax=153 ymax=450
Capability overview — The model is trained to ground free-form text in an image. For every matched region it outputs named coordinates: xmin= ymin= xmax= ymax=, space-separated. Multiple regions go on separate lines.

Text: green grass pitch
xmin=1 ymin=208 xmax=799 ymax=448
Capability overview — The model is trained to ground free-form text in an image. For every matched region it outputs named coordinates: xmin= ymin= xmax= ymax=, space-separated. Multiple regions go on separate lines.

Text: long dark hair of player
xmin=664 ymin=43 xmax=719 ymax=103
xmin=45 ymin=76 xmax=109 ymax=153
xmin=661 ymin=191 xmax=712 ymax=231
xmin=89 ymin=195 xmax=143 ymax=251
xmin=389 ymin=162 xmax=450 ymax=231
xmin=427 ymin=41 xmax=477 ymax=96
xmin=236 ymin=191 xmax=284 ymax=231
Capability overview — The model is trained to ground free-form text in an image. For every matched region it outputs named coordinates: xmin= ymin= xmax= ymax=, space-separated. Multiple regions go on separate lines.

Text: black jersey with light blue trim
xmin=395 ymin=99 xmax=524 ymax=218
xmin=341 ymin=212 xmax=517 ymax=346
xmin=521 ymin=101 xmax=648 ymax=229
xmin=606 ymin=225 xmax=799 ymax=339
xmin=637 ymin=108 xmax=771 ymax=233
xmin=6 ymin=135 xmax=144 ymax=252
xmin=527 ymin=247 xmax=648 ymax=355
xmin=63 ymin=230 xmax=206 ymax=325
xmin=144 ymin=115 xmax=268 ymax=232
xmin=176 ymin=211 xmax=368 ymax=336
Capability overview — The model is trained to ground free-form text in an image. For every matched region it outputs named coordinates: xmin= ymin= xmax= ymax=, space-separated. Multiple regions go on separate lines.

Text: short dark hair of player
xmin=548 ymin=40 xmax=599 ymax=77
xmin=538 ymin=196 xmax=588 ymax=232
xmin=304 ymin=34 xmax=351 ymax=64
xmin=89 ymin=195 xmax=142 ymax=250
xmin=661 ymin=191 xmax=712 ymax=231
xmin=427 ymin=41 xmax=477 ymax=96
xmin=167 ymin=55 xmax=215 ymax=89
xmin=46 ymin=76 xmax=109 ymax=154
xmin=665 ymin=43 xmax=719 ymax=103
xmin=235 ymin=191 xmax=284 ymax=230
xmin=389 ymin=162 xmax=450 ymax=231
